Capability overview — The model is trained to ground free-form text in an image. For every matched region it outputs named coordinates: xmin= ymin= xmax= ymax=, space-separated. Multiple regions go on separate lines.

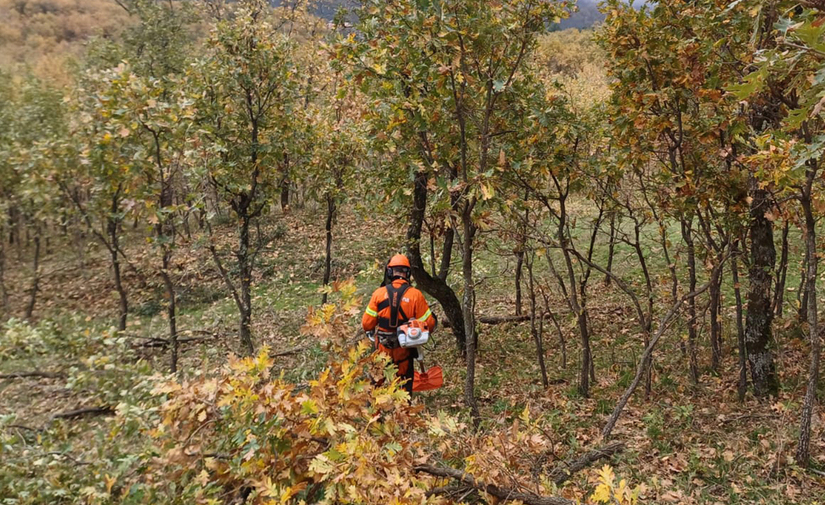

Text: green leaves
xmin=343 ymin=0 xmax=572 ymax=221
xmin=727 ymin=65 xmax=767 ymax=100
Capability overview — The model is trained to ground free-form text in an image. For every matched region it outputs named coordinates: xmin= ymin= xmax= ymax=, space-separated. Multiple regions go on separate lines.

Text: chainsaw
xmin=366 ymin=322 xmax=442 ymax=392
xmin=366 ymin=319 xmax=430 ymax=350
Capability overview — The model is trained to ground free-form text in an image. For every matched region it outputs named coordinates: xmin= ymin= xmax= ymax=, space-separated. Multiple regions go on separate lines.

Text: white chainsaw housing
xmin=398 ymin=325 xmax=430 ymax=348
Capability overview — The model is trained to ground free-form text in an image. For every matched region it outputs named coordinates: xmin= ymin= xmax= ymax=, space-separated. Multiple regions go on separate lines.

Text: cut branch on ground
xmin=415 ymin=464 xmax=574 ymax=505
xmin=547 ymin=442 xmax=625 ymax=485
xmin=0 ymin=371 xmax=65 ymax=379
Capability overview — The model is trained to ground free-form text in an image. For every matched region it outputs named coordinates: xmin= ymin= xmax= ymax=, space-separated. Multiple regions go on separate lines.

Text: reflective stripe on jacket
xmin=361 ymin=279 xmax=436 ymax=333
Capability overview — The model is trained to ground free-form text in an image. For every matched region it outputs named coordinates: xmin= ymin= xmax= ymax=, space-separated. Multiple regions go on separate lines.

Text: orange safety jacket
xmin=362 ymin=279 xmax=436 ymax=377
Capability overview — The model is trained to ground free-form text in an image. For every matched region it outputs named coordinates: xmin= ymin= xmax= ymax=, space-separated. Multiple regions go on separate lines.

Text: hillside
xmin=2 ymin=1 xmax=825 ymax=504
xmin=0 ymin=0 xmax=130 ymax=75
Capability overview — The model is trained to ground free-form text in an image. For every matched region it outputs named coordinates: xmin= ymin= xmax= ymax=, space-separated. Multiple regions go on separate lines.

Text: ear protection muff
xmin=386 ymin=265 xmax=410 ymax=281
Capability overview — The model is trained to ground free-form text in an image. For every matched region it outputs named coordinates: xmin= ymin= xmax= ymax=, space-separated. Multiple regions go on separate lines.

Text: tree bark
xmin=773 ymin=221 xmax=789 ymax=317
xmin=461 ymin=202 xmax=480 ymax=427
xmin=238 ymin=213 xmax=255 ymax=356
xmin=732 ymin=242 xmax=748 ymax=401
xmin=321 ymin=193 xmax=335 ymax=305
xmin=709 ymin=258 xmax=723 ymax=374
xmin=407 ymin=170 xmax=466 ymax=352
xmin=108 ymin=194 xmax=128 ymax=332
xmin=798 ymin=259 xmax=808 ymax=323
xmin=629 ymin=214 xmax=654 ymax=397
xmin=745 ymin=183 xmax=779 ymax=398
xmin=681 ymin=219 xmax=699 ymax=384
xmin=527 ymin=253 xmax=548 ymax=388
xmin=604 ymin=213 xmax=617 ymax=285
xmin=438 ymin=226 xmax=453 ymax=281
xmin=24 ymin=231 xmax=41 ymax=321
xmin=544 ymin=294 xmax=567 ymax=370
xmin=556 ymin=192 xmax=590 ymax=397
xmin=160 ymin=247 xmax=178 ymax=374
xmin=515 ymin=248 xmax=524 ymax=316
xmin=795 ymin=174 xmax=820 ymax=467
xmin=279 ymin=153 xmax=290 ymax=211
xmin=0 ymin=223 xmax=7 ymax=317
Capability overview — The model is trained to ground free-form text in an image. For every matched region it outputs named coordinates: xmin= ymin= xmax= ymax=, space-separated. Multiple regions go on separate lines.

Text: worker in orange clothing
xmin=362 ymin=254 xmax=437 ymax=396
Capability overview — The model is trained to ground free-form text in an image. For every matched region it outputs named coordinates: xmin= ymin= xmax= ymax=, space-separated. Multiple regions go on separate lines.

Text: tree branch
xmin=547 ymin=442 xmax=625 ymax=485
xmin=415 ymin=464 xmax=574 ymax=505
xmin=0 ymin=371 xmax=64 ymax=380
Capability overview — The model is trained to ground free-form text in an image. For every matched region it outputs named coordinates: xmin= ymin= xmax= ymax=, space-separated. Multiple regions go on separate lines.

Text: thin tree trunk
xmin=515 ymin=248 xmax=524 ymax=316
xmin=526 ymin=252 xmax=548 ymax=387
xmin=732 ymin=242 xmax=748 ymax=402
xmin=321 ymin=194 xmax=335 ymax=305
xmin=429 ymin=228 xmax=437 ymax=278
xmin=773 ymin=221 xmax=789 ymax=317
xmin=549 ymin=305 xmax=566 ymax=369
xmin=603 ymin=275 xmax=717 ymax=440
xmin=25 ymin=231 xmax=41 ymax=321
xmin=238 ymin=214 xmax=255 ymax=356
xmin=564 ymin=245 xmax=589 ymax=397
xmin=797 ymin=259 xmax=807 ymax=322
xmin=627 ymin=214 xmax=654 ymax=398
xmin=12 ymin=206 xmax=22 ymax=262
xmin=745 ymin=183 xmax=779 ymax=398
xmin=709 ymin=260 xmax=723 ymax=374
xmin=681 ymin=219 xmax=699 ymax=384
xmin=109 ymin=216 xmax=128 ymax=332
xmin=160 ymin=247 xmax=178 ymax=373
xmin=280 ymin=154 xmax=290 ymax=211
xmin=461 ymin=204 xmax=480 ymax=427
xmin=656 ymin=214 xmax=681 ymax=355
xmin=438 ymin=227 xmax=453 ymax=281
xmin=552 ymin=189 xmax=590 ymax=397
xmin=0 ymin=224 xmax=7 ymax=317
xmin=798 ymin=257 xmax=809 ymax=323
xmin=61 ymin=180 xmax=129 ymax=328
xmin=795 ymin=176 xmax=819 ymax=467
xmin=407 ymin=170 xmax=466 ymax=352
xmin=539 ymin=286 xmax=567 ymax=369
xmin=604 ymin=213 xmax=616 ymax=285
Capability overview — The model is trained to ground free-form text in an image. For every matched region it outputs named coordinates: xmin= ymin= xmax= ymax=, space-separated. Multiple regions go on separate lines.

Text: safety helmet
xmin=386 ymin=254 xmax=411 ymax=281
xmin=388 ymin=254 xmax=411 ymax=268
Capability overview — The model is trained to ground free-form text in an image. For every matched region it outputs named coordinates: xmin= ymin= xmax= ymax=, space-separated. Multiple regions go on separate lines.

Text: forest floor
xmin=1 ymin=205 xmax=824 ymax=504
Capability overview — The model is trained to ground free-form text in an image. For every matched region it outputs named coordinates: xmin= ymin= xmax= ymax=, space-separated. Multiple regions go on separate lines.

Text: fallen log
xmin=3 ymin=423 xmax=42 ymax=433
xmin=424 ymin=484 xmax=475 ymax=500
xmin=547 ymin=442 xmax=625 ymax=485
xmin=441 ymin=313 xmax=549 ymax=328
xmin=51 ymin=407 xmax=113 ymax=420
xmin=138 ymin=336 xmax=211 ymax=349
xmin=415 ymin=464 xmax=574 ymax=505
xmin=0 ymin=371 xmax=64 ymax=380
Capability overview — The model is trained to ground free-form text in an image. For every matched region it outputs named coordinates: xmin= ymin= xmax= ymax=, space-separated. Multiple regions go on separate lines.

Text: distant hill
xmin=0 ymin=0 xmax=130 ymax=74
xmin=557 ymin=0 xmax=605 ymax=30
xmin=309 ymin=0 xmax=607 ymax=29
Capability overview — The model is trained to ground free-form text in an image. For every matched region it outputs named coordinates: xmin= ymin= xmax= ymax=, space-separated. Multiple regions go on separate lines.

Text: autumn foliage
xmin=148 ymin=344 xmax=431 ymax=504
xmin=125 ymin=283 xmax=631 ymax=504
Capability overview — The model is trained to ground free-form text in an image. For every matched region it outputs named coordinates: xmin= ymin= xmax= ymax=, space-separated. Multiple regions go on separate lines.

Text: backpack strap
xmin=379 ymin=282 xmax=411 ymax=330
